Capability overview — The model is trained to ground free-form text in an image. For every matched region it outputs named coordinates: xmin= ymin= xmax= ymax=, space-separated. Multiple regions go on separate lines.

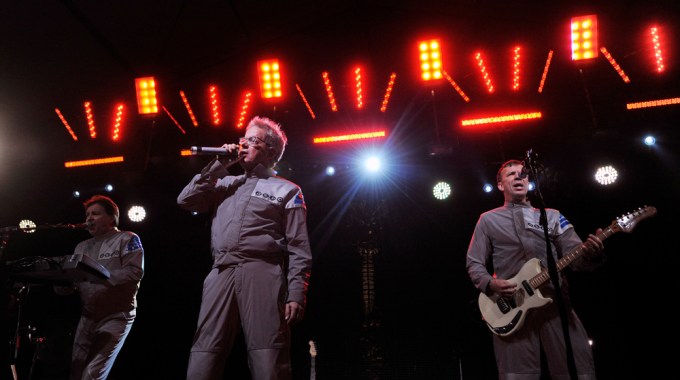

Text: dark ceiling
xmin=1 ymin=1 xmax=679 ymax=378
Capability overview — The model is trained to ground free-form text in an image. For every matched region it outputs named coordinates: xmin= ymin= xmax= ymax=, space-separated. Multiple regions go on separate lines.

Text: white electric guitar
xmin=478 ymin=206 xmax=656 ymax=337
xmin=309 ymin=340 xmax=317 ymax=380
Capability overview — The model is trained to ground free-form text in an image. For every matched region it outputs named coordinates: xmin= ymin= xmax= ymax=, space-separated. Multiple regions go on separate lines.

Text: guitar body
xmin=477 ymin=206 xmax=656 ymax=337
xmin=478 ymin=258 xmax=552 ymax=336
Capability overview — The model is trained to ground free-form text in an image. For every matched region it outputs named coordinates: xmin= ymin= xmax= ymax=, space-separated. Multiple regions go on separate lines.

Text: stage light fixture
xmin=433 ymin=181 xmax=452 ymax=200
xmin=112 ymin=104 xmax=124 ymax=141
xmin=134 ymin=77 xmax=159 ymax=114
xmin=627 ymin=97 xmax=680 ymax=110
xmin=474 ymin=52 xmax=494 ymax=93
xmin=73 ymin=191 xmax=81 ymax=198
xmin=295 ymin=84 xmax=316 ymax=119
xmin=538 ymin=50 xmax=554 ymax=93
xmin=354 ymin=66 xmax=363 ymax=109
xmin=418 ymin=39 xmax=442 ymax=81
xmin=322 ymin=72 xmax=338 ymax=111
xmin=54 ymin=108 xmax=78 ymax=141
xmin=104 ymin=184 xmax=114 ymax=192
xmin=325 ymin=166 xmax=336 ymax=176
xmin=64 ymin=156 xmax=124 ymax=168
xmin=483 ymin=184 xmax=493 ymax=193
xmin=600 ymin=47 xmax=630 ymax=83
xmin=19 ymin=219 xmax=36 ymax=233
xmin=571 ymin=15 xmax=598 ymax=61
xmin=258 ymin=59 xmax=282 ymax=99
xmin=363 ymin=156 xmax=381 ymax=173
xmin=512 ymin=46 xmax=521 ymax=91
xmin=84 ymin=101 xmax=96 ymax=138
xmin=461 ymin=111 xmax=542 ymax=129
xmin=179 ymin=91 xmax=199 ymax=127
xmin=442 ymin=70 xmax=470 ymax=102
xmin=209 ymin=85 xmax=221 ymax=126
xmin=594 ymin=165 xmax=618 ymax=185
xmin=643 ymin=135 xmax=656 ymax=146
xmin=162 ymin=106 xmax=186 ymax=134
xmin=650 ymin=26 xmax=665 ymax=73
xmin=127 ymin=205 xmax=146 ymax=223
xmin=380 ymin=73 xmax=397 ymax=112
xmin=236 ymin=91 xmax=253 ymax=129
xmin=313 ymin=130 xmax=387 ymax=144
xmin=528 ymin=182 xmax=535 ymax=191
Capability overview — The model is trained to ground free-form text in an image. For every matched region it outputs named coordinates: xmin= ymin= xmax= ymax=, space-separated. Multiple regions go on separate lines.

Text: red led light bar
xmin=64 ymin=156 xmax=124 ymax=168
xmin=461 ymin=112 xmax=542 ymax=129
xmin=84 ymin=101 xmax=96 ymax=138
xmin=600 ymin=47 xmax=630 ymax=83
xmin=442 ymin=70 xmax=470 ymax=102
xmin=380 ymin=73 xmax=397 ymax=112
xmin=538 ymin=50 xmax=554 ymax=93
xmin=295 ymin=84 xmax=316 ymax=119
xmin=313 ymin=130 xmax=387 ymax=144
xmin=474 ymin=52 xmax=494 ymax=93
xmin=322 ymin=72 xmax=338 ymax=111
xmin=626 ymin=97 xmax=680 ymax=110
xmin=163 ymin=106 xmax=186 ymax=134
xmin=179 ymin=90 xmax=198 ymax=127
xmin=55 ymin=108 xmax=78 ymax=141
xmin=112 ymin=104 xmax=124 ymax=141
xmin=236 ymin=92 xmax=253 ymax=129
xmin=650 ymin=26 xmax=665 ymax=73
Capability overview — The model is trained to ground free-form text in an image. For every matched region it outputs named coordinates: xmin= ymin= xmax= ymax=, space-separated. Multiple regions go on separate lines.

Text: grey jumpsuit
xmin=467 ymin=201 xmax=599 ymax=380
xmin=178 ymin=159 xmax=312 ymax=380
xmin=70 ymin=228 xmax=144 ymax=380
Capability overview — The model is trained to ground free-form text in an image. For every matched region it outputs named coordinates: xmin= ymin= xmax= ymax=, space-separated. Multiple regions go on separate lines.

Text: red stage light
xmin=571 ymin=15 xmax=598 ymax=61
xmin=134 ymin=77 xmax=159 ymax=114
xmin=258 ymin=59 xmax=283 ymax=99
xmin=418 ymin=39 xmax=443 ymax=81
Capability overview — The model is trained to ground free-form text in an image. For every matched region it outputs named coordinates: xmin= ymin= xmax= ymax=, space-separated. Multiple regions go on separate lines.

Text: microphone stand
xmin=523 ymin=150 xmax=578 ymax=380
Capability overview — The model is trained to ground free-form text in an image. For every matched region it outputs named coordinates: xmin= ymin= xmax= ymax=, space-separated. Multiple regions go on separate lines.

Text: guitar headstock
xmin=611 ymin=206 xmax=657 ymax=233
xmin=309 ymin=340 xmax=317 ymax=358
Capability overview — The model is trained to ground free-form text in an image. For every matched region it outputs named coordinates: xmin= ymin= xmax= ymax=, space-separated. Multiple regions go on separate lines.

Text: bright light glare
xmin=594 ymin=165 xmax=618 ymax=185
xmin=528 ymin=182 xmax=535 ymax=191
xmin=19 ymin=219 xmax=37 ymax=233
xmin=127 ymin=205 xmax=147 ymax=222
xmin=433 ymin=182 xmax=452 ymax=200
xmin=325 ymin=166 xmax=336 ymax=176
xmin=643 ymin=135 xmax=656 ymax=146
xmin=483 ymin=184 xmax=493 ymax=193
xmin=364 ymin=156 xmax=381 ymax=172
xmin=105 ymin=184 xmax=114 ymax=192
xmin=73 ymin=191 xmax=81 ymax=198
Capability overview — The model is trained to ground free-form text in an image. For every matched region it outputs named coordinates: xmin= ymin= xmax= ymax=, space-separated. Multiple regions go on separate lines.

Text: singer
xmin=54 ymin=195 xmax=144 ymax=380
xmin=178 ymin=116 xmax=312 ymax=380
xmin=466 ymin=159 xmax=605 ymax=379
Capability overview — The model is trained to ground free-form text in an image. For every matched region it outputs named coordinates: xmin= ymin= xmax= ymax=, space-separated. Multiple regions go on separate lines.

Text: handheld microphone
xmin=190 ymin=146 xmax=239 ymax=156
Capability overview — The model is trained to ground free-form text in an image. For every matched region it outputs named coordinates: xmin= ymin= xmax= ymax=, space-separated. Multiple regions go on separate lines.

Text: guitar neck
xmin=529 ymin=226 xmax=615 ymax=289
xmin=310 ymin=357 xmax=316 ymax=380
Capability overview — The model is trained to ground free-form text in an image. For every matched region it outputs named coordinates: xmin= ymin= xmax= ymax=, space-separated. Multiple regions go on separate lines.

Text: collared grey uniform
xmin=70 ymin=228 xmax=144 ymax=380
xmin=178 ymin=159 xmax=312 ymax=380
xmin=467 ymin=201 xmax=599 ymax=380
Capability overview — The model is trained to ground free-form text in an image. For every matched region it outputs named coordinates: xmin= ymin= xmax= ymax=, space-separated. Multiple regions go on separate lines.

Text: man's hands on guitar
xmin=582 ymin=228 xmax=604 ymax=259
xmin=489 ymin=278 xmax=517 ymax=298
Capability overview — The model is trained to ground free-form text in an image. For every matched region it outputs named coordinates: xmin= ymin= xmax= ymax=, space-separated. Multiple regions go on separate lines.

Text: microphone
xmin=518 ymin=149 xmax=534 ymax=179
xmin=190 ymin=146 xmax=239 ymax=156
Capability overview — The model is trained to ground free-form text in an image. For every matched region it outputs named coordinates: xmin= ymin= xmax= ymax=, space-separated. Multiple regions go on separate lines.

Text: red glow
xmin=442 ymin=70 xmax=470 ymax=102
xmin=258 ymin=59 xmax=283 ymax=99
xmin=627 ymin=97 xmax=680 ymax=110
xmin=134 ymin=77 xmax=159 ymax=114
xmin=112 ymin=104 xmax=124 ymax=141
xmin=162 ymin=106 xmax=186 ymax=134
xmin=474 ymin=52 xmax=494 ymax=93
xmin=209 ymin=85 xmax=221 ymax=126
xmin=380 ymin=73 xmax=397 ymax=112
xmin=180 ymin=91 xmax=199 ymax=127
xmin=418 ymin=39 xmax=443 ymax=81
xmin=322 ymin=72 xmax=338 ymax=111
xmin=54 ymin=108 xmax=78 ymax=141
xmin=84 ymin=101 xmax=96 ymax=138
xmin=354 ymin=66 xmax=363 ymax=109
xmin=236 ymin=91 xmax=253 ymax=129
xmin=295 ymin=84 xmax=316 ymax=119
xmin=600 ymin=47 xmax=630 ymax=83
xmin=313 ymin=130 xmax=387 ymax=144
xmin=538 ymin=50 xmax=554 ymax=93
xmin=512 ymin=46 xmax=521 ymax=91
xmin=650 ymin=26 xmax=665 ymax=73
xmin=571 ymin=15 xmax=598 ymax=61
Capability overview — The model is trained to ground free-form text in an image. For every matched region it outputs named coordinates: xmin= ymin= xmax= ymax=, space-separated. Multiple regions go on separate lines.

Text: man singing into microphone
xmin=178 ymin=116 xmax=312 ymax=380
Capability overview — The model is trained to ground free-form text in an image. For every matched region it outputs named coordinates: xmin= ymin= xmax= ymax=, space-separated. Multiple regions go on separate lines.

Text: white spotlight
xmin=364 ymin=156 xmax=381 ymax=172
xmin=528 ymin=182 xmax=535 ymax=191
xmin=19 ymin=219 xmax=37 ymax=233
xmin=325 ymin=166 xmax=336 ymax=176
xmin=73 ymin=190 xmax=81 ymax=198
xmin=594 ymin=165 xmax=618 ymax=185
xmin=127 ymin=205 xmax=146 ymax=222
xmin=643 ymin=135 xmax=656 ymax=146
xmin=483 ymin=184 xmax=493 ymax=193
xmin=104 ymin=184 xmax=114 ymax=192
xmin=433 ymin=181 xmax=452 ymax=200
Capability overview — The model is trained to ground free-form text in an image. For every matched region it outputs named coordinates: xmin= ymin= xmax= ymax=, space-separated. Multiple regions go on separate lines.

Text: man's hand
xmin=489 ymin=278 xmax=517 ymax=298
xmin=285 ymin=301 xmax=305 ymax=325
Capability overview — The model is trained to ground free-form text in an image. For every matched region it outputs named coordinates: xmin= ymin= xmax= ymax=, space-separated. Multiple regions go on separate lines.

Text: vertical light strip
xmin=55 ymin=108 xmax=78 ymax=141
xmin=650 ymin=26 xmax=665 ymax=73
xmin=474 ymin=52 xmax=495 ymax=93
xmin=236 ymin=91 xmax=253 ymax=129
xmin=354 ymin=67 xmax=363 ymax=109
xmin=209 ymin=85 xmax=221 ymax=126
xmin=84 ymin=101 xmax=96 ymax=138
xmin=538 ymin=50 xmax=554 ymax=93
xmin=295 ymin=84 xmax=316 ymax=119
xmin=322 ymin=72 xmax=338 ymax=111
xmin=512 ymin=46 xmax=521 ymax=91
xmin=179 ymin=91 xmax=198 ymax=127
xmin=380 ymin=73 xmax=397 ymax=112
xmin=112 ymin=104 xmax=124 ymax=141
xmin=162 ymin=106 xmax=186 ymax=134
xmin=600 ymin=47 xmax=630 ymax=83
xmin=441 ymin=70 xmax=470 ymax=102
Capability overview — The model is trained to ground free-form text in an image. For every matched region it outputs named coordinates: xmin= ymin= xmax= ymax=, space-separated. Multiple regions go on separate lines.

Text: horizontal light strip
xmin=64 ymin=156 xmax=124 ymax=168
xmin=626 ymin=97 xmax=680 ymax=110
xmin=313 ymin=130 xmax=387 ymax=144
xmin=180 ymin=149 xmax=192 ymax=156
xmin=461 ymin=112 xmax=542 ymax=128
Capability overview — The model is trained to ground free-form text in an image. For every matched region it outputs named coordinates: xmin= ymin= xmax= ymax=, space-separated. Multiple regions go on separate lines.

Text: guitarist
xmin=466 ymin=159 xmax=605 ymax=379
